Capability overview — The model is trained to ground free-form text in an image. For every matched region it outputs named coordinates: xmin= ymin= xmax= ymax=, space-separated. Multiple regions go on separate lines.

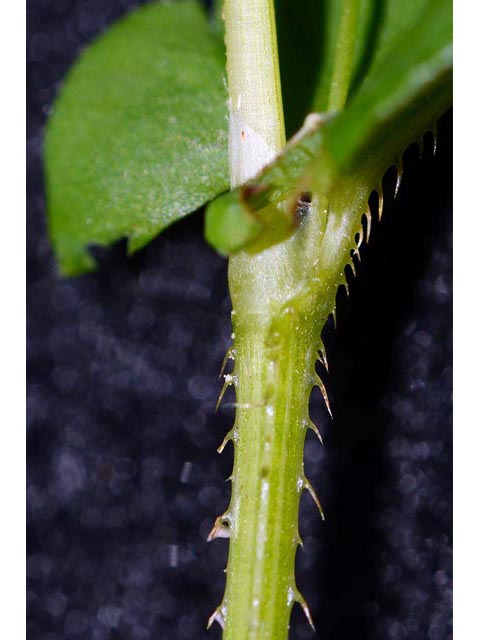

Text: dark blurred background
xmin=27 ymin=1 xmax=452 ymax=639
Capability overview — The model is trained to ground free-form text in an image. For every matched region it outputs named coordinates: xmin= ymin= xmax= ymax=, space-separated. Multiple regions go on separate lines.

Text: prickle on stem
xmin=306 ymin=418 xmax=323 ymax=446
xmin=207 ymin=603 xmax=227 ymax=630
xmin=215 ymin=373 xmax=236 ymax=411
xmin=378 ymin=187 xmax=384 ymax=221
xmin=394 ymin=158 xmax=403 ymax=198
xmin=316 ymin=342 xmax=329 ymax=372
xmin=312 ymin=371 xmax=333 ymax=419
xmin=356 ymin=225 xmax=364 ymax=251
xmin=219 ymin=347 xmax=236 ymax=378
xmin=217 ymin=427 xmax=235 ymax=453
xmin=296 ymin=590 xmax=316 ymax=631
xmin=364 ymin=208 xmax=372 ymax=244
xmin=207 ymin=512 xmax=232 ymax=541
xmin=302 ymin=476 xmax=325 ymax=520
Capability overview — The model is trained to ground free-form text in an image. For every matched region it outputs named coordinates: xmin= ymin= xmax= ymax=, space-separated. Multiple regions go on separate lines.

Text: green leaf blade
xmin=45 ymin=0 xmax=229 ymax=276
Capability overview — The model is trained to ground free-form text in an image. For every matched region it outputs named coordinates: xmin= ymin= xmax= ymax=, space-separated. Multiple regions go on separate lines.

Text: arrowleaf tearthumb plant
xmin=44 ymin=0 xmax=452 ymax=638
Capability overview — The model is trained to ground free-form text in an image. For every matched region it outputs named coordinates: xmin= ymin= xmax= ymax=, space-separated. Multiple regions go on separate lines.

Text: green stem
xmin=220 ymin=308 xmax=319 ymax=639
xmin=213 ymin=176 xmax=364 ymax=638
xmin=212 ymin=2 xmax=327 ymax=638
xmin=223 ymin=0 xmax=285 ymax=187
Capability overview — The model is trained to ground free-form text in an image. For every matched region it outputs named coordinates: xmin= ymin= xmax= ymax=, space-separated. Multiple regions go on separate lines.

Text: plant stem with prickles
xmin=211 ymin=305 xmax=325 ymax=638
xmin=209 ymin=0 xmax=407 ymax=635
xmin=209 ymin=1 xmax=329 ymax=637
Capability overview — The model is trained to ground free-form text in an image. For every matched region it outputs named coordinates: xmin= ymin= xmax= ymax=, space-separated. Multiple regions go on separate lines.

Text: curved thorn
xmin=215 ymin=374 xmax=235 ymax=412
xmin=207 ymin=513 xmax=232 ymax=541
xmin=219 ymin=348 xmax=236 ymax=379
xmin=303 ymin=477 xmax=325 ymax=520
xmin=365 ymin=209 xmax=372 ymax=244
xmin=357 ymin=226 xmax=364 ymax=250
xmin=307 ymin=418 xmax=323 ymax=446
xmin=295 ymin=589 xmax=316 ymax=631
xmin=320 ymin=342 xmax=329 ymax=372
xmin=316 ymin=342 xmax=329 ymax=372
xmin=395 ymin=159 xmax=403 ymax=198
xmin=207 ymin=604 xmax=226 ymax=630
xmin=343 ymin=274 xmax=350 ymax=297
xmin=354 ymin=228 xmax=363 ymax=261
xmin=349 ymin=258 xmax=357 ymax=279
xmin=378 ymin=188 xmax=384 ymax=222
xmin=217 ymin=428 xmax=234 ymax=454
xmin=313 ymin=372 xmax=332 ymax=419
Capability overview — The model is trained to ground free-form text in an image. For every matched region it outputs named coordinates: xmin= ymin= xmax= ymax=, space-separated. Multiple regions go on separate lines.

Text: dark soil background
xmin=27 ymin=2 xmax=452 ymax=639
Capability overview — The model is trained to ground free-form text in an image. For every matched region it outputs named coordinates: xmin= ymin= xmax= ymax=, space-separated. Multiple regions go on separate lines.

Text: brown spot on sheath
xmin=241 ymin=129 xmax=245 ymax=140
xmin=241 ymin=183 xmax=268 ymax=202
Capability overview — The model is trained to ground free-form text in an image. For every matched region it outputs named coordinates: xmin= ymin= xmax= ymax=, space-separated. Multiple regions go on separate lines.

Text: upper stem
xmin=223 ymin=0 xmax=286 ymax=187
